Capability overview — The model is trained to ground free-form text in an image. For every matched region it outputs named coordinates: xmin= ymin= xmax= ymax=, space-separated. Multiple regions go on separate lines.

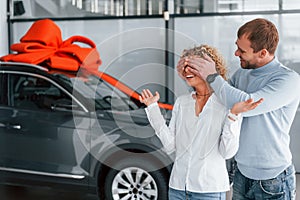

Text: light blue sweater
xmin=211 ymin=58 xmax=300 ymax=180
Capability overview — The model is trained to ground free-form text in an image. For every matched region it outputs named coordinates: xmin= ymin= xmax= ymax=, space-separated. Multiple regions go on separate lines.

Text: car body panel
xmin=0 ymin=62 xmax=173 ymax=198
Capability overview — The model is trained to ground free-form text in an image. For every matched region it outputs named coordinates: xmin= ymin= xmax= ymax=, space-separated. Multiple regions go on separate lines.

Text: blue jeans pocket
xmin=259 ymin=178 xmax=285 ymax=199
xmin=259 ymin=165 xmax=296 ymax=200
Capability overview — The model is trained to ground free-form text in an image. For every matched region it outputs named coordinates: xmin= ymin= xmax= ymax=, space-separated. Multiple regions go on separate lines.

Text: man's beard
xmin=240 ymin=59 xmax=257 ymax=69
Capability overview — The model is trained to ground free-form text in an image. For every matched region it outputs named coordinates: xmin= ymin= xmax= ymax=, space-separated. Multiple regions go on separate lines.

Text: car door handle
xmin=10 ymin=124 xmax=21 ymax=129
xmin=8 ymin=124 xmax=21 ymax=130
xmin=98 ymin=113 xmax=104 ymax=118
xmin=0 ymin=123 xmax=22 ymax=130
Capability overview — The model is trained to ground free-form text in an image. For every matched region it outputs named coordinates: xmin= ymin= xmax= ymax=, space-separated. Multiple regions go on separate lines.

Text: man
xmin=177 ymin=18 xmax=300 ymax=200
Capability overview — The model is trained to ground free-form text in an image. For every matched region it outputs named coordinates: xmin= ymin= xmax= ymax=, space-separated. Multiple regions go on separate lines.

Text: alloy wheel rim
xmin=112 ymin=167 xmax=158 ymax=200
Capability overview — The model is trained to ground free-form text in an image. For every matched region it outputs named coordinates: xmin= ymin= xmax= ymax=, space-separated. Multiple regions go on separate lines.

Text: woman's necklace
xmin=195 ymin=92 xmax=211 ymax=98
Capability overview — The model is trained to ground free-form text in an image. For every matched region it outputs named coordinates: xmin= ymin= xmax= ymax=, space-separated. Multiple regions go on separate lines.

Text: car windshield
xmin=53 ymin=71 xmax=141 ymax=111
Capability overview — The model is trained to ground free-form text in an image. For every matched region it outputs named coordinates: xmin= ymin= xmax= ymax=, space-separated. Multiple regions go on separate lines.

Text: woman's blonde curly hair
xmin=181 ymin=44 xmax=228 ymax=80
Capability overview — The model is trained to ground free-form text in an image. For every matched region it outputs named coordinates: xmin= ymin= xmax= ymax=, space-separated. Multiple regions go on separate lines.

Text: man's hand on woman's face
xmin=176 ymin=57 xmax=186 ymax=79
xmin=177 ymin=54 xmax=218 ymax=80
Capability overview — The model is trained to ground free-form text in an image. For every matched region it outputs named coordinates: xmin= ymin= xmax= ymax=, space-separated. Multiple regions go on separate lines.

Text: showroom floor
xmin=0 ymin=174 xmax=299 ymax=200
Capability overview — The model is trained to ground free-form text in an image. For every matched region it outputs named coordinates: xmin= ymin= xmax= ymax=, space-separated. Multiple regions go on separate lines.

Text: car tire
xmin=102 ymin=155 xmax=169 ymax=200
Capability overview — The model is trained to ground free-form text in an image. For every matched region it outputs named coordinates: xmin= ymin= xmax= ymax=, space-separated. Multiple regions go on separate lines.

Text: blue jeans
xmin=169 ymin=187 xmax=226 ymax=200
xmin=232 ymin=165 xmax=296 ymax=200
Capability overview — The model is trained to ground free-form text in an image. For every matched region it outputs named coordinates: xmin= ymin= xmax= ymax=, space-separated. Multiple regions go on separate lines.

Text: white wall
xmin=0 ymin=0 xmax=8 ymax=56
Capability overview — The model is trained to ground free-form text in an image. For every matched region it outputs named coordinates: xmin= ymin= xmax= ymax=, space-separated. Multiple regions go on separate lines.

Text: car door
xmin=0 ymin=73 xmax=9 ymax=169
xmin=0 ymin=71 xmax=91 ymax=184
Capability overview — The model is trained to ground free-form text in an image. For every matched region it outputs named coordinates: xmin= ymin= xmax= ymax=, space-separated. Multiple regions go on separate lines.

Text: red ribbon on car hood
xmin=0 ymin=19 xmax=102 ymax=71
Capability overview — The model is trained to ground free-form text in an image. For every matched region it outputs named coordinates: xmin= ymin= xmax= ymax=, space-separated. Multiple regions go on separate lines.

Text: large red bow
xmin=0 ymin=19 xmax=102 ymax=71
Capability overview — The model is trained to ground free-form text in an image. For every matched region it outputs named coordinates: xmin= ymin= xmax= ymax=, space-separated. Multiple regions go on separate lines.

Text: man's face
xmin=234 ymin=35 xmax=261 ymax=69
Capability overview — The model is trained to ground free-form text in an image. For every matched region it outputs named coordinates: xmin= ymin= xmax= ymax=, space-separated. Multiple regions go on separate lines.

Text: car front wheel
xmin=102 ymin=155 xmax=169 ymax=200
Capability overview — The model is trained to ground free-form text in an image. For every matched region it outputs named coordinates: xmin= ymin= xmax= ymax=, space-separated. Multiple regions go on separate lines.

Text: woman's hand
xmin=139 ymin=89 xmax=160 ymax=106
xmin=231 ymin=98 xmax=264 ymax=115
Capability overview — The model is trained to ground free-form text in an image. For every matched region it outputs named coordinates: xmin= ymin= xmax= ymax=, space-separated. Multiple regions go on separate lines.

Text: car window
xmin=0 ymin=74 xmax=8 ymax=106
xmin=10 ymin=74 xmax=83 ymax=112
xmin=55 ymin=73 xmax=141 ymax=111
xmin=85 ymin=78 xmax=140 ymax=111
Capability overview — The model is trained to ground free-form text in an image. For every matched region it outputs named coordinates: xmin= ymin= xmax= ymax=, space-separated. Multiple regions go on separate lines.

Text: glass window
xmin=0 ymin=74 xmax=8 ymax=106
xmin=174 ymin=14 xmax=300 ymax=76
xmin=173 ymin=0 xmax=281 ymax=14
xmin=217 ymin=0 xmax=279 ymax=12
xmin=174 ymin=0 xmax=202 ymax=14
xmin=10 ymin=74 xmax=83 ymax=112
xmin=282 ymin=0 xmax=300 ymax=10
xmin=10 ymin=0 xmax=300 ymax=18
xmin=11 ymin=0 xmax=165 ymax=19
xmin=55 ymin=72 xmax=141 ymax=111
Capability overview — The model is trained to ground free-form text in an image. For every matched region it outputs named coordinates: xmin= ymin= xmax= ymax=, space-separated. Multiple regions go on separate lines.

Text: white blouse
xmin=145 ymin=92 xmax=242 ymax=193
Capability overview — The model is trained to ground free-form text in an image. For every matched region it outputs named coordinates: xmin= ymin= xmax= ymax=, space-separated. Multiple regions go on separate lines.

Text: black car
xmin=0 ymin=61 xmax=173 ymax=200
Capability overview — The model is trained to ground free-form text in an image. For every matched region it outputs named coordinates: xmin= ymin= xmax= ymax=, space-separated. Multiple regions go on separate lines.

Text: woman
xmin=139 ymin=45 xmax=263 ymax=200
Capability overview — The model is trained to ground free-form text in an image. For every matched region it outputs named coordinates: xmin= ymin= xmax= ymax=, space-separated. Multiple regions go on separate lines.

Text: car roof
xmin=0 ymin=61 xmax=173 ymax=110
xmin=0 ymin=61 xmax=49 ymax=71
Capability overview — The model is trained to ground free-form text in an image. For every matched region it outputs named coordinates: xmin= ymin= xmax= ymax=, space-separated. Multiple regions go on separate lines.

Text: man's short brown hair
xmin=237 ymin=18 xmax=279 ymax=54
